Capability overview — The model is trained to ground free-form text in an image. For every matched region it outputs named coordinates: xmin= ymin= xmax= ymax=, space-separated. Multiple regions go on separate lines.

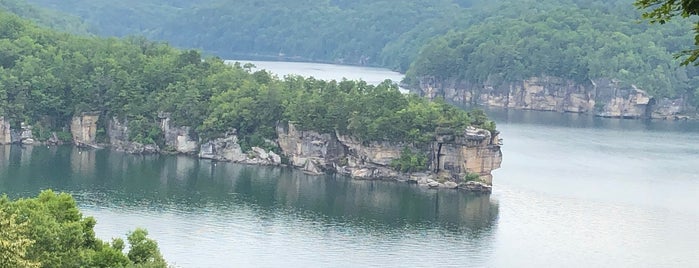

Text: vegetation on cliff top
xmin=0 ymin=11 xmax=493 ymax=148
xmin=1 ymin=190 xmax=166 ymax=267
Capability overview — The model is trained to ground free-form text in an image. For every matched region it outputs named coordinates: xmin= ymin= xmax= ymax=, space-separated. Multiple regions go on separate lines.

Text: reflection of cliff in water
xmin=0 ymin=145 xmax=498 ymax=235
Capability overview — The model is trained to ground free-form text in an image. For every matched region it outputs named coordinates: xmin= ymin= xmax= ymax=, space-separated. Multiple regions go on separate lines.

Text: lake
xmin=1 ymin=61 xmax=698 ymax=267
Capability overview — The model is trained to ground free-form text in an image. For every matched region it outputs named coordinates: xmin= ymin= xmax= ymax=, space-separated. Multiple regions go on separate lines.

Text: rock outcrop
xmin=107 ymin=117 xmax=159 ymax=154
xmin=71 ymin=112 xmax=100 ymax=147
xmin=416 ymin=76 xmax=690 ymax=119
xmin=276 ymin=123 xmax=346 ymax=174
xmin=17 ymin=123 xmax=35 ymax=145
xmin=276 ymin=122 xmax=502 ymax=192
xmin=651 ymin=98 xmax=691 ymax=120
xmin=0 ymin=116 xmax=11 ymax=145
xmin=199 ymin=132 xmax=247 ymax=162
xmin=432 ymin=127 xmax=502 ymax=185
xmin=199 ymin=131 xmax=281 ymax=165
xmin=159 ymin=113 xmax=198 ymax=154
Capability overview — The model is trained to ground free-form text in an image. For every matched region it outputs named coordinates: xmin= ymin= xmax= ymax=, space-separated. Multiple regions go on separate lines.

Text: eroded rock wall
xmin=276 ymin=122 xmax=503 ymax=191
xmin=433 ymin=128 xmax=502 ymax=185
xmin=199 ymin=130 xmax=281 ymax=165
xmin=159 ymin=113 xmax=198 ymax=154
xmin=107 ymin=117 xmax=159 ymax=154
xmin=276 ymin=122 xmax=345 ymax=174
xmin=417 ymin=76 xmax=688 ymax=119
xmin=0 ymin=116 xmax=11 ymax=144
xmin=71 ymin=112 xmax=100 ymax=147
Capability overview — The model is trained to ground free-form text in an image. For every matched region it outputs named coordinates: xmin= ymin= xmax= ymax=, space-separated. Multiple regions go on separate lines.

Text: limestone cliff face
xmin=71 ymin=112 xmax=100 ymax=147
xmin=199 ymin=130 xmax=281 ymax=165
xmin=276 ymin=123 xmax=346 ymax=174
xmin=107 ymin=117 xmax=159 ymax=154
xmin=0 ymin=116 xmax=11 ymax=144
xmin=276 ymin=122 xmax=503 ymax=191
xmin=159 ymin=113 xmax=198 ymax=154
xmin=432 ymin=128 xmax=502 ymax=185
xmin=417 ymin=76 xmax=688 ymax=119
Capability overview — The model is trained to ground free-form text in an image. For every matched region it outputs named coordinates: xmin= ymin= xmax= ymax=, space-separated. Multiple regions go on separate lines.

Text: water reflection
xmin=485 ymin=107 xmax=699 ymax=132
xmin=0 ymin=145 xmax=498 ymax=236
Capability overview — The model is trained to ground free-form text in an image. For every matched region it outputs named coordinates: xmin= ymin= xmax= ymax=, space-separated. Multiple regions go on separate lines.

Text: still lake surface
xmin=2 ymin=61 xmax=698 ymax=267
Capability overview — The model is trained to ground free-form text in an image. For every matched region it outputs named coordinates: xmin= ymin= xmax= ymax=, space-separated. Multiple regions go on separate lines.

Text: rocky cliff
xmin=3 ymin=112 xmax=502 ymax=191
xmin=71 ymin=112 xmax=100 ymax=147
xmin=417 ymin=76 xmax=690 ymax=119
xmin=159 ymin=113 xmax=198 ymax=154
xmin=0 ymin=116 xmax=11 ymax=144
xmin=199 ymin=130 xmax=282 ymax=165
xmin=0 ymin=117 xmax=36 ymax=145
xmin=276 ymin=122 xmax=502 ymax=192
xmin=107 ymin=117 xmax=159 ymax=154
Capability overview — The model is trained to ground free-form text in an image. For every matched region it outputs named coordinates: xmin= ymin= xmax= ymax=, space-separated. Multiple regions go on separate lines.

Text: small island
xmin=0 ymin=11 xmax=501 ymax=192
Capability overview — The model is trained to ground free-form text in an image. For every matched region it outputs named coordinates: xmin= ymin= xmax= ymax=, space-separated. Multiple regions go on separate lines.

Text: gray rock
xmin=444 ymin=181 xmax=459 ymax=189
xmin=427 ymin=181 xmax=440 ymax=188
xmin=269 ymin=151 xmax=282 ymax=165
xmin=159 ymin=113 xmax=198 ymax=154
xmin=303 ymin=159 xmax=323 ymax=175
xmin=252 ymin=147 xmax=269 ymax=160
xmin=0 ymin=116 xmax=12 ymax=144
xmin=71 ymin=112 xmax=99 ymax=147
xmin=107 ymin=117 xmax=160 ymax=154
xmin=459 ymin=181 xmax=493 ymax=193
xmin=198 ymin=132 xmax=247 ymax=162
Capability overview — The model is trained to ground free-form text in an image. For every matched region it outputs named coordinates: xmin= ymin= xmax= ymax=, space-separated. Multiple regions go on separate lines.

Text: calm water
xmin=1 ymin=62 xmax=698 ymax=267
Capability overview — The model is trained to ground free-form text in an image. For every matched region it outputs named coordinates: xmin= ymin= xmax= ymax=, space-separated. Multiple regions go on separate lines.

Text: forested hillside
xmin=10 ymin=0 xmax=699 ymax=104
xmin=0 ymin=11 xmax=491 ymax=150
xmin=23 ymin=0 xmax=487 ymax=70
xmin=405 ymin=0 xmax=699 ymax=103
xmin=0 ymin=0 xmax=89 ymax=34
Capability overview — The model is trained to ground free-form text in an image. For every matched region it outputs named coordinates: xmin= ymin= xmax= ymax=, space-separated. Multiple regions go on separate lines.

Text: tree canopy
xmin=635 ymin=0 xmax=699 ymax=65
xmin=0 ymin=190 xmax=166 ymax=267
xmin=20 ymin=0 xmax=488 ymax=71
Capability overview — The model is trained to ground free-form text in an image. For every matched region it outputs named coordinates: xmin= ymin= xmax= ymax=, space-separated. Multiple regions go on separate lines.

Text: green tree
xmin=0 ymin=208 xmax=40 ymax=268
xmin=0 ymin=190 xmax=167 ymax=267
xmin=127 ymin=229 xmax=166 ymax=267
xmin=635 ymin=0 xmax=699 ymax=65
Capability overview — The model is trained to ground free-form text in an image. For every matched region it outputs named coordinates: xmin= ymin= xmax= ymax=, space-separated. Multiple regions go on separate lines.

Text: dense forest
xmin=0 ymin=0 xmax=89 ymax=34
xmin=0 ymin=11 xmax=490 ymax=151
xmin=22 ymin=0 xmax=488 ymax=70
xmin=15 ymin=0 xmax=699 ymax=105
xmin=404 ymin=0 xmax=699 ymax=104
xmin=1 ymin=190 xmax=166 ymax=267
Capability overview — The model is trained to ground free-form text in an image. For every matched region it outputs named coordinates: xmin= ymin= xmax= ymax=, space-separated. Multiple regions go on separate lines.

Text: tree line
xmin=0 ymin=10 xmax=492 ymax=149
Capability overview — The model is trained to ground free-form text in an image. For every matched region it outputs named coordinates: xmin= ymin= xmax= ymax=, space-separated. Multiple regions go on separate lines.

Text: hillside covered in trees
xmin=0 ymin=0 xmax=89 ymax=34
xmin=13 ymin=0 xmax=699 ymax=105
xmin=404 ymin=0 xmax=699 ymax=104
xmin=0 ymin=10 xmax=492 ymax=152
xmin=21 ymin=0 xmax=488 ymax=70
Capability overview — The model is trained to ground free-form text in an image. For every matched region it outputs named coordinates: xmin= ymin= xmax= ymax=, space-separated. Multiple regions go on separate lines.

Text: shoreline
xmin=2 ymin=143 xmax=494 ymax=193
